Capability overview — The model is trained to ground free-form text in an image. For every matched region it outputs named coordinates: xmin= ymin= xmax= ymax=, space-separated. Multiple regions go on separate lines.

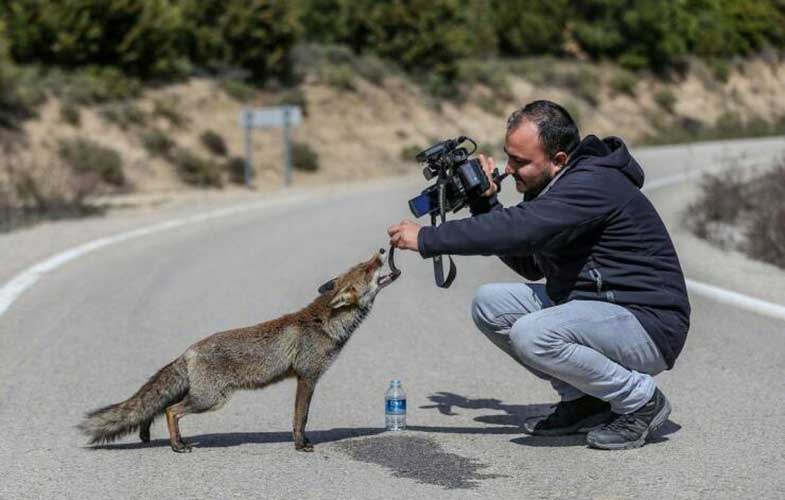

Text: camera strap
xmin=431 ymin=178 xmax=457 ymax=288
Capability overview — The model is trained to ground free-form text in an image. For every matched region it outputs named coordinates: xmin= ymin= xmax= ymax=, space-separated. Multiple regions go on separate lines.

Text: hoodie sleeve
xmin=417 ymin=172 xmax=615 ymax=258
xmin=465 ymin=194 xmax=543 ymax=279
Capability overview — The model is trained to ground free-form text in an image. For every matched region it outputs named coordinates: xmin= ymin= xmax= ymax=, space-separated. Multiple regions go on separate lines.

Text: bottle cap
xmin=391 ymin=379 xmax=401 ymax=386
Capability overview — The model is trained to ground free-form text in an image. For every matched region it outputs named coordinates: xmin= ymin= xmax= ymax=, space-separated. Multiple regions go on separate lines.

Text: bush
xmin=400 ymin=144 xmax=422 ymax=162
xmin=171 ymin=147 xmax=222 ymax=187
xmin=687 ymin=163 xmax=785 ymax=269
xmin=140 ymin=129 xmax=175 ymax=158
xmin=56 ymin=66 xmax=143 ymax=105
xmin=457 ymin=59 xmax=512 ymax=99
xmin=100 ymin=102 xmax=147 ymax=130
xmin=59 ymin=102 xmax=81 ymax=127
xmin=220 ymin=79 xmax=257 ymax=102
xmin=0 ymin=63 xmax=41 ymax=128
xmin=291 ymin=141 xmax=319 ymax=171
xmin=491 ymin=0 xmax=568 ymax=56
xmin=153 ymin=98 xmax=187 ymax=128
xmin=225 ymin=156 xmax=249 ymax=184
xmin=746 ymin=165 xmax=785 ymax=268
xmin=2 ymin=0 xmax=189 ymax=79
xmin=654 ymin=89 xmax=677 ymax=112
xmin=200 ymin=130 xmax=228 ymax=156
xmin=609 ymin=71 xmax=638 ymax=97
xmin=2 ymin=154 xmax=103 ymax=230
xmin=277 ymin=87 xmax=308 ymax=115
xmin=57 ymin=138 xmax=125 ymax=187
xmin=181 ymin=0 xmax=301 ymax=82
xmin=554 ymin=66 xmax=601 ymax=106
xmin=320 ymin=64 xmax=356 ymax=91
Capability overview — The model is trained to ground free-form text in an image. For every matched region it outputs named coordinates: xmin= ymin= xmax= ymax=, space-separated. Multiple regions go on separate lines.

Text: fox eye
xmin=318 ymin=279 xmax=336 ymax=294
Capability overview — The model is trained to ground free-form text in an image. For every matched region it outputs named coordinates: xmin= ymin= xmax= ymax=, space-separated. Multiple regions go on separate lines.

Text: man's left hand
xmin=387 ymin=220 xmax=421 ymax=252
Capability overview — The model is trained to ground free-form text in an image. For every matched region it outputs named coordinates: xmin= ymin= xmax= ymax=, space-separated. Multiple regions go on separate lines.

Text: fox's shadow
xmin=91 ymin=427 xmax=386 ymax=450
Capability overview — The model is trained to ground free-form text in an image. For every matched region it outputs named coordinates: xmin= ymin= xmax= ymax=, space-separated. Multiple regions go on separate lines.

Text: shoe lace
xmin=605 ymin=413 xmax=637 ymax=432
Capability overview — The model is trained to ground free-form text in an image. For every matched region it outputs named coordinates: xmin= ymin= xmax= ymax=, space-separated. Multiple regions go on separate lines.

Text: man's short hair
xmin=506 ymin=100 xmax=580 ymax=159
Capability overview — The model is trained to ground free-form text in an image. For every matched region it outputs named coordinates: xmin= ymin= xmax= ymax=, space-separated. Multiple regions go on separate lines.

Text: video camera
xmin=408 ymin=136 xmax=506 ymax=218
xmin=406 ymin=136 xmax=507 ymax=288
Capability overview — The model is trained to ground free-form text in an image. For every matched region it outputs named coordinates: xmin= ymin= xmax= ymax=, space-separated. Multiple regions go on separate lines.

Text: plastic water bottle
xmin=385 ymin=379 xmax=406 ymax=431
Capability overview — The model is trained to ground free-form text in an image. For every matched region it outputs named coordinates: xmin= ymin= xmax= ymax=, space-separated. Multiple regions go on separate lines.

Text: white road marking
xmin=1 ymin=164 xmax=784 ymax=322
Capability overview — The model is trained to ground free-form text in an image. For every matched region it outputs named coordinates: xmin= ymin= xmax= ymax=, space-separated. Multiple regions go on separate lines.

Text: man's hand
xmin=387 ymin=220 xmax=422 ymax=252
xmin=478 ymin=154 xmax=498 ymax=197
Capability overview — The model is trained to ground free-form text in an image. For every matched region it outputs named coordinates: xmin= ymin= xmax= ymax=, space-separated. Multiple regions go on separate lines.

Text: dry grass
xmin=686 ymin=161 xmax=785 ymax=269
xmin=1 ymin=143 xmax=104 ymax=231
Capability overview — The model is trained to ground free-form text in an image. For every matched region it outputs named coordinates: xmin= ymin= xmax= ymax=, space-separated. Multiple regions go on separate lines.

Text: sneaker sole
xmin=586 ymin=398 xmax=672 ymax=450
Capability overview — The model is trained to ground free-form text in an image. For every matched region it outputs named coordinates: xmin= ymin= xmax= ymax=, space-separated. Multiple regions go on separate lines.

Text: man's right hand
xmin=478 ymin=154 xmax=498 ymax=197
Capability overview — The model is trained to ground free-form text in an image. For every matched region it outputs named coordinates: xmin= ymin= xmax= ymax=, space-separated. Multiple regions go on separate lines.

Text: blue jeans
xmin=471 ymin=283 xmax=667 ymax=414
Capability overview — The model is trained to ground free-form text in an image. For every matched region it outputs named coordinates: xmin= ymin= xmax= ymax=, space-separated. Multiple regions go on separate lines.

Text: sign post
xmin=239 ymin=106 xmax=302 ymax=188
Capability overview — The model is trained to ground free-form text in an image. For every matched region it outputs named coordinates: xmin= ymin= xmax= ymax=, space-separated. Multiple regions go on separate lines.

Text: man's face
xmin=503 ymin=120 xmax=563 ymax=194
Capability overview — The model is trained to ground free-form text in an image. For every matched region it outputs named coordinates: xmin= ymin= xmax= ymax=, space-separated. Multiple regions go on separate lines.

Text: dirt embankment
xmin=5 ymin=57 xmax=785 ymax=208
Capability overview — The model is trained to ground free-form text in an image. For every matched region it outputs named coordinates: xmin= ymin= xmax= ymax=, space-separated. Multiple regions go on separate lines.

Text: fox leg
xmin=165 ymin=400 xmax=191 ymax=453
xmin=293 ymin=377 xmax=316 ymax=452
xmin=139 ymin=419 xmax=152 ymax=443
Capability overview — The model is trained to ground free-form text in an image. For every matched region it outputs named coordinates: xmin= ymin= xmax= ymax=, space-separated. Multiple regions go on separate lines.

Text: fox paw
xmin=171 ymin=440 xmax=193 ymax=453
xmin=295 ymin=439 xmax=314 ymax=452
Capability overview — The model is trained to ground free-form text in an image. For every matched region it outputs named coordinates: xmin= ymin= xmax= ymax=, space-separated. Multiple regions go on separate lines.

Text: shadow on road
xmin=91 ymin=427 xmax=385 ymax=450
xmin=419 ymin=391 xmax=682 ymax=448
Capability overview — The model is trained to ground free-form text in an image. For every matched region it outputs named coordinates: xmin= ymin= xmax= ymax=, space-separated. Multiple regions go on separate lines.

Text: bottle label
xmin=386 ymin=399 xmax=406 ymax=414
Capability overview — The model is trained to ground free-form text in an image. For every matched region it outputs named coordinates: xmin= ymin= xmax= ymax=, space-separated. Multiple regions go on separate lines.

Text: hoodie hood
xmin=567 ymin=135 xmax=644 ymax=188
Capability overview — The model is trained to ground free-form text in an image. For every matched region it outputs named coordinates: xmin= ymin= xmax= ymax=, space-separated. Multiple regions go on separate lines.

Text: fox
xmin=78 ymin=248 xmax=399 ymax=453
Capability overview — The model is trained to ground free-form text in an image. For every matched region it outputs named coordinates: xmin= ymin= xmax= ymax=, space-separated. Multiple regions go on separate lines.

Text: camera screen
xmin=408 ymin=192 xmax=433 ymax=218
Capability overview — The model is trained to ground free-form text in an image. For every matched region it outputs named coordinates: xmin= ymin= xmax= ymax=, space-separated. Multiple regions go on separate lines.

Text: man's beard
xmin=514 ymin=170 xmax=553 ymax=196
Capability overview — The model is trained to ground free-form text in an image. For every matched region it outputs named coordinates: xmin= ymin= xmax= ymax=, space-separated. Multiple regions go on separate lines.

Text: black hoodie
xmin=418 ymin=135 xmax=691 ymax=368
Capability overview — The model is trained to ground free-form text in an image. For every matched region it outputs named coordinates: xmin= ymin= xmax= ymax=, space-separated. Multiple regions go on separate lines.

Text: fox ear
xmin=328 ymin=287 xmax=357 ymax=309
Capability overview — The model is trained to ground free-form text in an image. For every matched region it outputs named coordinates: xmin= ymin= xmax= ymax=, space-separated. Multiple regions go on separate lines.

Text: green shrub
xmin=2 ymin=0 xmax=190 ymax=79
xmin=476 ymin=95 xmax=502 ymax=115
xmin=153 ymin=98 xmax=187 ymax=127
xmin=708 ymin=58 xmax=731 ymax=83
xmin=171 ymin=148 xmax=223 ymax=187
xmin=491 ymin=0 xmax=568 ymax=56
xmin=554 ymin=66 xmax=601 ymax=105
xmin=654 ymin=89 xmax=677 ymax=112
xmin=0 ymin=63 xmax=39 ymax=128
xmin=353 ymin=54 xmax=388 ymax=85
xmin=291 ymin=141 xmax=319 ymax=171
xmin=400 ymin=144 xmax=422 ymax=162
xmin=609 ymin=71 xmax=638 ymax=97
xmin=100 ymin=102 xmax=147 ymax=129
xmin=140 ymin=129 xmax=175 ymax=158
xmin=220 ymin=79 xmax=257 ymax=102
xmin=277 ymin=87 xmax=308 ymax=115
xmin=59 ymin=101 xmax=81 ymax=127
xmin=200 ymin=130 xmax=228 ymax=156
xmin=457 ymin=59 xmax=512 ymax=99
xmin=320 ymin=64 xmax=356 ymax=91
xmin=59 ymin=67 xmax=142 ymax=104
xmin=225 ymin=156 xmax=249 ymax=184
xmin=58 ymin=138 xmax=125 ymax=187
xmin=181 ymin=0 xmax=301 ymax=82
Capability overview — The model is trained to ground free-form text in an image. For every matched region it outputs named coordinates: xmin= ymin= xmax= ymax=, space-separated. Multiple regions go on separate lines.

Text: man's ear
xmin=328 ymin=286 xmax=358 ymax=309
xmin=553 ymin=151 xmax=569 ymax=169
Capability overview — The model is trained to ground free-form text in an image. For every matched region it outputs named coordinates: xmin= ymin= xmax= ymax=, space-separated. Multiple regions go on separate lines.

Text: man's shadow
xmin=414 ymin=391 xmax=682 ymax=448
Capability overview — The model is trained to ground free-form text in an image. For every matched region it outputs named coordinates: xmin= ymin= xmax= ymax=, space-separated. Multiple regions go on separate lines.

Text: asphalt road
xmin=1 ymin=137 xmax=785 ymax=499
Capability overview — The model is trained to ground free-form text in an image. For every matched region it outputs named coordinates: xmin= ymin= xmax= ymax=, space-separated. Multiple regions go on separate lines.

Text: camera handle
xmin=431 ymin=177 xmax=457 ymax=288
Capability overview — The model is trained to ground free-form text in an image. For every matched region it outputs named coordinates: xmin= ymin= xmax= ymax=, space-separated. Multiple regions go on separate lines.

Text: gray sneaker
xmin=586 ymin=388 xmax=671 ymax=450
xmin=523 ymin=395 xmax=612 ymax=436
